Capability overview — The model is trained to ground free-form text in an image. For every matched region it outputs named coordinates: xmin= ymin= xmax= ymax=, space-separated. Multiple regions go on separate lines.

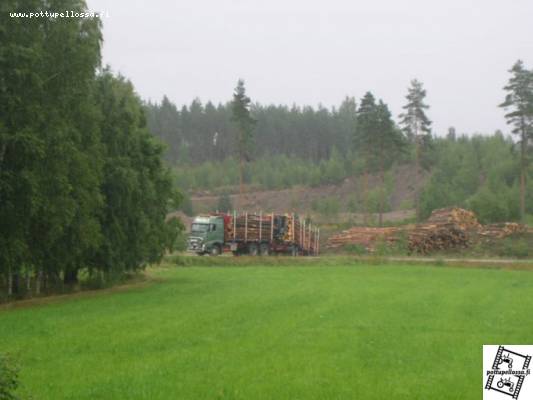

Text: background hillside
xmin=145 ymin=97 xmax=533 ymax=226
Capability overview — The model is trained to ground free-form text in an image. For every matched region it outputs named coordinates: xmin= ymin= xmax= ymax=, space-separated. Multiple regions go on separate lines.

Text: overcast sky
xmin=87 ymin=0 xmax=533 ymax=136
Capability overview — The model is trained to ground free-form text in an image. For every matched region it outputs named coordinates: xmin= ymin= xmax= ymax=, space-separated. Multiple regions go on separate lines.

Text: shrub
xmin=216 ymin=193 xmax=233 ymax=213
xmin=0 ymin=353 xmax=19 ymax=400
xmin=311 ymin=197 xmax=340 ymax=218
xmin=498 ymin=237 xmax=531 ymax=259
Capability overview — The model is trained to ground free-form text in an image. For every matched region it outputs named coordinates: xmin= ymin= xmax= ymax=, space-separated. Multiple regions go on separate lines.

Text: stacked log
xmin=407 ymin=224 xmax=468 ymax=254
xmin=230 ymin=214 xmax=274 ymax=241
xmin=478 ymin=223 xmax=528 ymax=240
xmin=426 ymin=207 xmax=481 ymax=231
xmin=327 ymin=227 xmax=400 ymax=251
xmin=326 ymin=207 xmax=501 ymax=254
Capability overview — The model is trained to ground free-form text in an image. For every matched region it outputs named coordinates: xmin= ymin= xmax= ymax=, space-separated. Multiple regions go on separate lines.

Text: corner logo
xmin=484 ymin=345 xmax=532 ymax=399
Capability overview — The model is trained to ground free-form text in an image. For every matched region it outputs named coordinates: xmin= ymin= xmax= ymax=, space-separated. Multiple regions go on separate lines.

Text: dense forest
xmin=0 ymin=0 xmax=181 ymax=299
xmin=145 ymin=66 xmax=533 ymax=225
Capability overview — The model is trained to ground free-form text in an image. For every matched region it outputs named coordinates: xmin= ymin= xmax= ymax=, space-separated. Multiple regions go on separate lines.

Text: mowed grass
xmin=1 ymin=263 xmax=533 ymax=399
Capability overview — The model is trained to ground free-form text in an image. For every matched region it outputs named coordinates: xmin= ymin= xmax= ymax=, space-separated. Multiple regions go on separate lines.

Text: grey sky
xmin=87 ymin=0 xmax=533 ymax=136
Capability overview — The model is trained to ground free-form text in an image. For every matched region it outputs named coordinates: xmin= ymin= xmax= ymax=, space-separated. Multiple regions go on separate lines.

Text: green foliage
xmin=92 ymin=71 xmax=182 ymax=274
xmin=420 ymin=134 xmax=527 ymax=223
xmin=311 ymin=197 xmax=341 ymax=218
xmin=173 ymin=153 xmax=352 ymax=192
xmin=0 ymin=353 xmax=19 ymax=400
xmin=398 ymin=79 xmax=432 ymax=143
xmin=0 ymin=1 xmax=184 ymax=297
xmin=231 ymin=80 xmax=256 ymax=160
xmin=499 ymin=60 xmax=533 ymax=222
xmin=217 ymin=192 xmax=233 ymax=213
xmin=343 ymin=243 xmax=368 ymax=255
xmin=178 ymin=192 xmax=194 ymax=217
xmin=366 ymin=187 xmax=391 ymax=214
xmin=466 ymin=185 xmax=519 ymax=223
xmin=498 ymin=237 xmax=532 ymax=258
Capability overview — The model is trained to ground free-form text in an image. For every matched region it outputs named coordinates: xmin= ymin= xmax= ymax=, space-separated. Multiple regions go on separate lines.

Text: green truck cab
xmin=187 ymin=216 xmax=225 ymax=256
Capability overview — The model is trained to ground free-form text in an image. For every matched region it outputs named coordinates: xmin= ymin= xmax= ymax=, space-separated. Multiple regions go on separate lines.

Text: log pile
xmin=478 ymin=223 xmax=528 ymax=240
xmin=407 ymin=224 xmax=468 ymax=254
xmin=426 ymin=207 xmax=481 ymax=231
xmin=229 ymin=214 xmax=275 ymax=241
xmin=326 ymin=207 xmax=528 ymax=254
xmin=406 ymin=207 xmax=477 ymax=254
xmin=326 ymin=227 xmax=400 ymax=251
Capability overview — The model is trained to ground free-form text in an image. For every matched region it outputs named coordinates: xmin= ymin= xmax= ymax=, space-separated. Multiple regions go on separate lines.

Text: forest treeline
xmin=145 ymin=96 xmax=357 ymax=164
xmin=146 ymin=64 xmax=533 ymax=225
xmin=0 ymin=0 xmax=181 ymax=299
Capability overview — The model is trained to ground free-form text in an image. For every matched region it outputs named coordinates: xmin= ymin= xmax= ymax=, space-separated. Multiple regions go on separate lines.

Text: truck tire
xmin=259 ymin=243 xmax=270 ymax=256
xmin=248 ymin=243 xmax=258 ymax=256
xmin=209 ymin=244 xmax=221 ymax=256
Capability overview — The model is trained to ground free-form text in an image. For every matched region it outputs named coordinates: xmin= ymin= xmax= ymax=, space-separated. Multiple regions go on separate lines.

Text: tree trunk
xmin=7 ymin=265 xmax=12 ymax=297
xmin=0 ymin=141 xmax=6 ymax=168
xmin=363 ymin=170 xmax=368 ymax=225
xmin=26 ymin=269 xmax=31 ymax=292
xmin=520 ymin=132 xmax=527 ymax=223
xmin=12 ymin=271 xmax=20 ymax=295
xmin=415 ymin=134 xmax=421 ymax=222
xmin=379 ymin=166 xmax=385 ymax=227
xmin=239 ymin=156 xmax=244 ymax=209
xmin=35 ymin=269 xmax=41 ymax=295
xmin=64 ymin=268 xmax=79 ymax=285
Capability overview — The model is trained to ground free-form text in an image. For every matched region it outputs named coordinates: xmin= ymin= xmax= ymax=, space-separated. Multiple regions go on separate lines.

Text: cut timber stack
xmin=407 ymin=224 xmax=468 ymax=254
xmin=231 ymin=213 xmax=275 ymax=241
xmin=425 ymin=207 xmax=481 ymax=231
xmin=326 ymin=227 xmax=400 ymax=251
xmin=326 ymin=207 xmax=524 ymax=254
xmin=479 ymin=223 xmax=528 ymax=240
xmin=407 ymin=207 xmax=477 ymax=254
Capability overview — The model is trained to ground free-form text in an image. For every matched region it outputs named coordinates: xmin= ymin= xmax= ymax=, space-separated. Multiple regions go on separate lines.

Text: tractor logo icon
xmin=498 ymin=353 xmax=514 ymax=370
xmin=484 ymin=346 xmax=532 ymax=399
xmin=497 ymin=377 xmax=515 ymax=393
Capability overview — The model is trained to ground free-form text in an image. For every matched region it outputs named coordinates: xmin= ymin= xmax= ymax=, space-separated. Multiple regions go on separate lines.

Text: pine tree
xmin=231 ymin=79 xmax=256 ymax=207
xmin=499 ymin=60 xmax=533 ymax=222
xmin=399 ymin=79 xmax=432 ymax=221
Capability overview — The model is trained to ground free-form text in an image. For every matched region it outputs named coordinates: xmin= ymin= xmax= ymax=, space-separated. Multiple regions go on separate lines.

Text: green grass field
xmin=2 ymin=261 xmax=533 ymax=399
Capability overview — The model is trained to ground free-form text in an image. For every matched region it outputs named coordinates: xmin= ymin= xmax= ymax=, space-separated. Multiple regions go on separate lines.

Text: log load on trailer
xmin=187 ymin=212 xmax=319 ymax=256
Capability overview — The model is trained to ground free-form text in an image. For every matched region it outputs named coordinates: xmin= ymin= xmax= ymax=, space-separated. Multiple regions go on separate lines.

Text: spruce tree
xmin=499 ymin=60 xmax=533 ymax=222
xmin=231 ymin=79 xmax=256 ymax=207
xmin=356 ymin=93 xmax=404 ymax=225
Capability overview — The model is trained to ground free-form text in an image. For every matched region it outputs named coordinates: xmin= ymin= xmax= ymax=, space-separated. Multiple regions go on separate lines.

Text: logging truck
xmin=187 ymin=212 xmax=319 ymax=256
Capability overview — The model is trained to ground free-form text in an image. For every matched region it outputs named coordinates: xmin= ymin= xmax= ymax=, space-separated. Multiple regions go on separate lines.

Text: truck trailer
xmin=187 ymin=212 xmax=319 ymax=256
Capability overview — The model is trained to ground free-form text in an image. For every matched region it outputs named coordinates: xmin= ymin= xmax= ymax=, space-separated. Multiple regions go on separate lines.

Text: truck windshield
xmin=191 ymin=223 xmax=209 ymax=233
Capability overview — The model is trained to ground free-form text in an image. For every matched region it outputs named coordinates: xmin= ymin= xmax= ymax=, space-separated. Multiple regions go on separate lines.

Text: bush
xmin=0 ymin=353 xmax=19 ymax=400
xmin=311 ymin=197 xmax=340 ymax=218
xmin=216 ymin=193 xmax=233 ymax=213
xmin=343 ymin=243 xmax=367 ymax=255
xmin=178 ymin=192 xmax=194 ymax=216
xmin=498 ymin=237 xmax=531 ymax=258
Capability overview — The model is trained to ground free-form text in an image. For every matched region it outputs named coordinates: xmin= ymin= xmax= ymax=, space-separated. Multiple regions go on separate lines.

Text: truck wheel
xmin=210 ymin=245 xmax=221 ymax=256
xmin=248 ymin=243 xmax=258 ymax=256
xmin=259 ymin=243 xmax=270 ymax=256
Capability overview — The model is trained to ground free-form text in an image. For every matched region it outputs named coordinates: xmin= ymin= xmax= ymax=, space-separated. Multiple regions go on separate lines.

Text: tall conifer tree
xmin=500 ymin=60 xmax=533 ymax=222
xmin=231 ymin=79 xmax=256 ymax=206
xmin=399 ymin=80 xmax=432 ymax=221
